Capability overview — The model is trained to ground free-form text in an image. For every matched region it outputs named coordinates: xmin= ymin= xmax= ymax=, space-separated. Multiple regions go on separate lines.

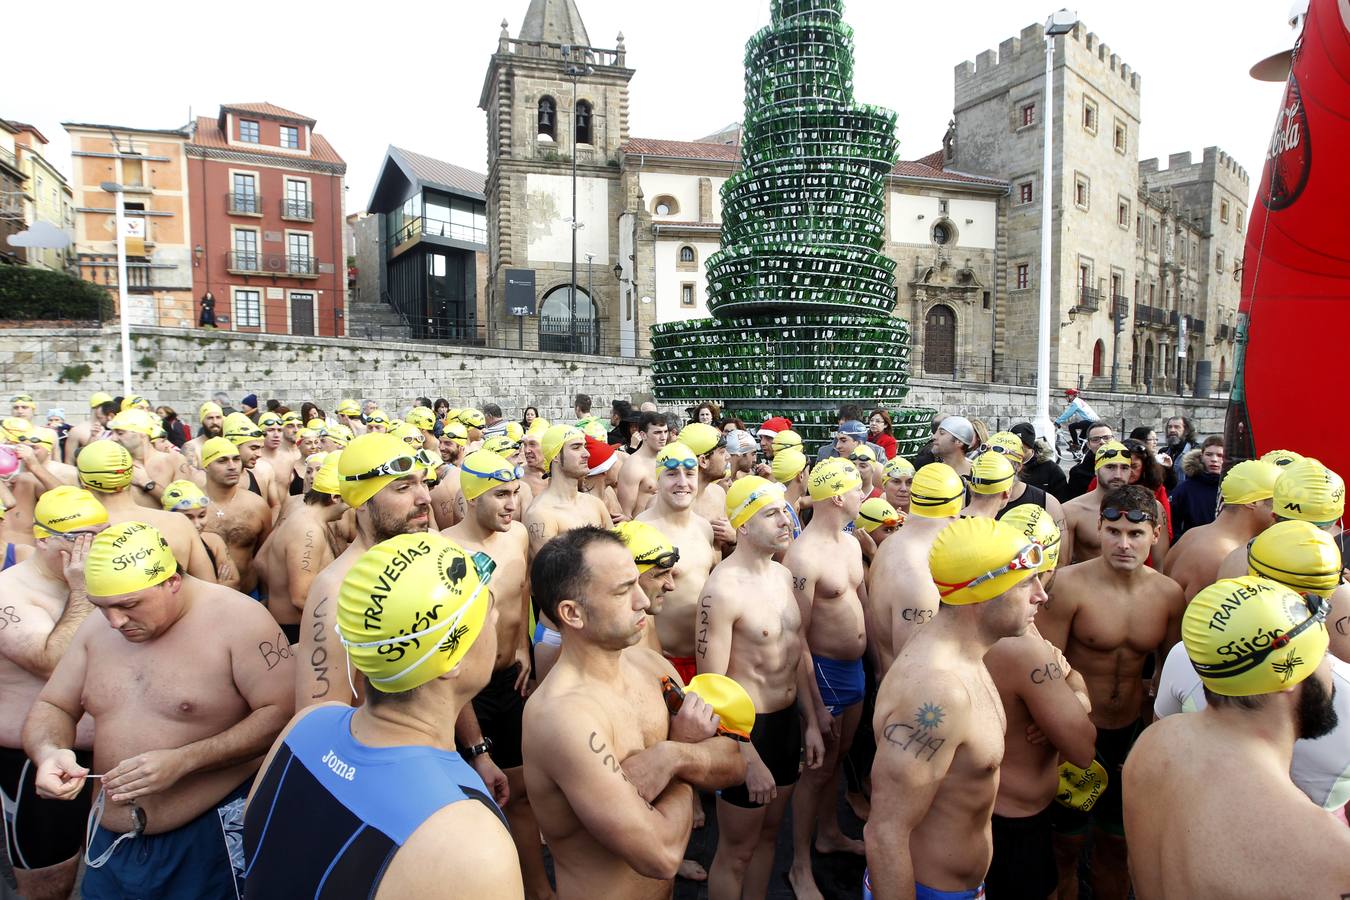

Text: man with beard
xmin=63 ymin=393 xmax=116 ymax=465
xmin=864 ymin=518 xmax=1050 ymax=900
xmin=701 ymin=476 xmax=824 ymax=900
xmin=617 ymin=412 xmax=669 ymax=518
xmin=431 ymin=421 xmax=467 ymax=529
xmin=1037 ymin=484 xmax=1185 ymax=900
xmin=1161 ymin=415 xmax=1197 ymax=488
xmin=1063 ymin=441 xmax=1145 ymax=563
xmin=196 ymin=438 xmax=271 ymax=595
xmin=1065 ymin=421 xmax=1116 ymax=500
xmin=442 ymin=450 xmax=551 ymax=900
xmin=257 ymin=412 xmax=297 ymax=503
xmin=108 ymin=408 xmax=185 ymax=509
xmin=1125 ymin=577 xmax=1350 ymax=898
xmin=182 ymin=401 xmax=225 ymax=469
xmin=294 ymin=433 xmax=433 ymax=708
xmin=1164 ymin=459 xmax=1279 ymax=600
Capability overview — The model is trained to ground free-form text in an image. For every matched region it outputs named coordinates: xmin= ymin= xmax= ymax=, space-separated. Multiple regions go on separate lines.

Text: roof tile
xmin=189 ymin=116 xmax=345 ymax=168
xmin=220 ymin=102 xmax=316 ymax=124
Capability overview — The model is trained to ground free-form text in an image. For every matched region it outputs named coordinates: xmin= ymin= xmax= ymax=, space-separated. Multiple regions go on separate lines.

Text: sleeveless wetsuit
xmin=996 ymin=483 xmax=1048 ymax=519
xmin=289 ymin=470 xmax=304 ymax=497
xmin=246 ymin=468 xmax=263 ymax=497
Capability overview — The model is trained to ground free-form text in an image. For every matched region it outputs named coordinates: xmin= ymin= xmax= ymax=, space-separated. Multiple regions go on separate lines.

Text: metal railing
xmin=392 ymin=215 xmax=488 ymax=248
xmin=281 ymin=198 xmax=313 ymax=221
xmin=227 ymin=192 xmax=262 ymax=215
xmin=0 ymin=146 xmax=16 ymax=169
xmin=1075 ymin=286 xmax=1102 ymax=311
xmin=347 ymin=303 xmax=653 ymax=356
xmin=1112 ymin=294 xmax=1130 ymax=321
xmin=226 ymin=252 xmax=319 ymax=276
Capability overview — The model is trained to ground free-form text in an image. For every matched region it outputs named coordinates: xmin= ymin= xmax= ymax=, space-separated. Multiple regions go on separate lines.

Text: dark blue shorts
xmin=82 ymin=781 xmax=248 ymax=900
xmin=814 ymin=654 xmax=866 ymax=716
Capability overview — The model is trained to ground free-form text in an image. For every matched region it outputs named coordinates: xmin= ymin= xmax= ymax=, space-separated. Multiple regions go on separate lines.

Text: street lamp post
xmin=1034 ymin=9 xmax=1078 ymax=442
xmin=584 ymin=251 xmax=594 ymax=352
xmin=100 ymin=181 xmax=132 ymax=395
xmin=563 ymin=49 xmax=594 ymax=354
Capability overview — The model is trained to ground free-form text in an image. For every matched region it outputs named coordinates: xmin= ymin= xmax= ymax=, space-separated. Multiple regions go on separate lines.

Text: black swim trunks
xmin=470 ymin=663 xmax=526 ymax=770
xmin=1049 ymin=717 xmax=1146 ymax=836
xmin=987 ymin=804 xmax=1057 ymax=899
xmin=280 ymin=622 xmax=300 ymax=645
xmin=719 ymin=704 xmax=802 ymax=808
xmin=0 ymin=745 xmax=94 ymax=870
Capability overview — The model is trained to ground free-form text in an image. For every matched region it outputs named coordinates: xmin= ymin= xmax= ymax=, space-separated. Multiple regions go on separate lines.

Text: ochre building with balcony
xmin=187 ymin=103 xmax=347 ymax=336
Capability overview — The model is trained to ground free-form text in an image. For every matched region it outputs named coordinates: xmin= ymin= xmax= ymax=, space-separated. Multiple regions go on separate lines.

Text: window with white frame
xmin=288 ymin=233 xmax=313 ymax=273
xmin=235 ymin=289 xmax=261 ymax=327
xmin=233 ymin=229 xmax=258 ymax=269
xmin=280 ymin=125 xmax=299 ymax=149
xmin=284 ymin=179 xmax=311 ymax=219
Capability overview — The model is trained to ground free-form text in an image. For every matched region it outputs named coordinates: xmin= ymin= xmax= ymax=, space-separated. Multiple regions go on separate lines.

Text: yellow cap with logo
xmin=1221 ymin=460 xmax=1281 ymax=506
xmin=200 ymin=437 xmax=239 ymax=469
xmin=120 ymin=395 xmax=150 ymax=411
xmin=1183 ymin=575 xmax=1329 ymax=696
xmin=541 ymin=424 xmax=583 ymax=469
xmin=1247 ymin=519 xmax=1343 ymax=597
xmin=525 ymin=417 xmax=550 ymax=439
xmin=1261 ymin=448 xmax=1304 ymax=467
xmin=613 ymin=519 xmax=679 ymax=573
xmin=727 ymin=475 xmax=787 ymax=529
xmin=655 ymin=442 xmax=697 ymax=472
xmin=909 ymin=463 xmax=964 ymax=519
xmin=999 ymin=504 xmax=1062 ymax=571
xmin=482 ymin=435 xmax=520 ymax=458
xmin=313 ymin=451 xmax=343 ymax=496
xmin=930 ymin=517 xmax=1042 ymax=606
xmin=223 ymin=413 xmax=263 ymax=445
xmin=77 ymin=440 xmax=134 ymax=492
xmin=684 ymin=673 xmax=756 ymax=741
xmin=460 ymin=450 xmax=519 ymax=502
xmin=33 ymin=486 xmax=108 ymax=539
xmin=808 ymin=457 xmax=862 ymax=502
xmin=771 ymin=448 xmax=808 ymax=484
xmin=969 ymin=451 xmax=1015 ymax=496
xmin=321 ymin=423 xmax=353 ymax=447
xmin=85 ymin=522 xmax=178 ymax=597
xmin=855 ymin=497 xmax=902 ymax=533
xmin=1094 ymin=440 xmax=1131 ymax=472
xmin=987 ymin=432 xmax=1026 ymax=463
xmin=771 ymin=430 xmax=803 ymax=454
xmin=161 ymin=480 xmax=208 ymax=512
xmin=1273 ymin=458 xmax=1345 ymax=526
xmin=406 ymin=406 xmax=436 ymax=431
xmin=459 ymin=408 xmax=486 ymax=429
xmin=1056 ymin=760 xmax=1109 ymax=812
xmin=883 ymin=456 xmax=916 ymax=481
xmin=339 ymin=433 xmax=419 ymax=509
xmin=337 ymin=533 xmax=495 ymax=693
xmin=336 ymin=399 xmax=361 ymax=416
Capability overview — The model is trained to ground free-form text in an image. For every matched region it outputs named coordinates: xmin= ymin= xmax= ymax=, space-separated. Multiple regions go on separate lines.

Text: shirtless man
xmin=0 ymin=421 xmax=47 ymax=548
xmin=181 ymin=401 xmax=224 ymax=469
xmin=963 ymin=450 xmax=1014 ymax=519
xmin=614 ymin=520 xmax=679 ymax=654
xmin=190 ymin=438 xmax=270 ymax=599
xmin=443 ymin=450 xmax=551 ymax=900
xmin=8 ymin=394 xmax=35 ymax=421
xmin=0 ymin=488 xmax=105 ymax=900
xmin=160 ymin=480 xmax=239 ymax=590
xmin=1062 ymin=440 xmax=1168 ymax=566
xmin=1163 ymin=459 xmax=1278 ymax=600
xmin=257 ymin=412 xmax=297 ymax=502
xmin=680 ymin=423 xmax=736 ymax=549
xmin=519 ymin=421 xmax=549 ymax=499
xmin=866 ymin=463 xmax=964 ymax=672
xmin=930 ymin=415 xmax=976 ymax=479
xmin=25 ymin=521 xmax=294 ymax=899
xmin=581 ymin=436 xmax=624 ymax=525
xmin=222 ymin=413 xmax=278 ymax=515
xmin=431 ymin=423 xmax=466 ymax=529
xmin=334 ymin=398 xmax=367 ymax=436
xmin=1123 ymin=577 xmax=1350 ymax=899
xmin=700 ymin=476 xmax=824 ymax=900
xmin=865 ymin=517 xmax=1049 ymax=900
xmin=523 ymin=425 xmax=610 ymax=679
xmin=983 ymin=505 xmax=1096 ymax=900
xmin=1036 ymin=484 xmax=1185 ymax=900
xmin=108 ymin=408 xmax=184 ymax=509
xmin=783 ymin=457 xmax=868 ymax=898
xmin=617 ymin=412 xmax=669 ymax=518
xmin=480 ymin=434 xmax=534 ymax=522
xmin=62 ymin=394 xmax=115 ymax=465
xmin=881 ymin=455 xmax=914 ymax=515
xmin=294 ymin=432 xmax=433 ymax=709
xmin=521 ymin=527 xmax=744 ymax=900
xmin=255 ymin=467 xmax=344 ymax=644
xmin=1216 ymin=455 xmax=1344 ymax=582
xmin=77 ymin=439 xmax=216 ymax=582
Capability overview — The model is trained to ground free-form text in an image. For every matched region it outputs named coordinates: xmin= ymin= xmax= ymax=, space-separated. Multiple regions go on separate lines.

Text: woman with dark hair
xmin=1130 ymin=425 xmax=1176 ymax=491
xmin=693 ymin=402 xmax=721 ymax=426
xmin=721 ymin=417 xmax=745 ymax=435
xmin=868 ymin=408 xmax=897 ymax=459
xmin=155 ymin=405 xmax=189 ymax=448
xmin=521 ymin=406 xmax=540 ymax=428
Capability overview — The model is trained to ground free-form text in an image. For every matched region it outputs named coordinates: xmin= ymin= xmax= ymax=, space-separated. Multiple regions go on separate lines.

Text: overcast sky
xmin=11 ymin=0 xmax=1289 ymax=212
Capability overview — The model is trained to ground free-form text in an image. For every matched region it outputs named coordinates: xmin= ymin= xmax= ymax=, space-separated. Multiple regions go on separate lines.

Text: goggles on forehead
xmin=343 ymin=449 xmax=435 ymax=483
xmin=847 ymin=452 xmax=873 ymax=463
xmin=989 ymin=442 xmax=1021 ymax=458
xmin=1096 ymin=447 xmax=1129 ymax=462
xmin=936 ymin=543 xmax=1044 ymax=598
xmin=860 ymin=511 xmax=902 ymax=529
xmin=462 ymin=462 xmax=523 ymax=484
xmin=635 ymin=547 xmax=680 ymax=570
xmin=658 ymin=456 xmax=698 ymax=471
xmin=1191 ymin=592 xmax=1329 ymax=682
xmin=1102 ymin=507 xmax=1153 ymax=524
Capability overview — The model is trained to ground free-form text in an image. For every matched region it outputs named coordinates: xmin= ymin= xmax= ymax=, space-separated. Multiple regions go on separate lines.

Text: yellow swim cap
xmin=680 ymin=423 xmax=724 ymax=457
xmin=655 ymin=442 xmax=698 ymax=473
xmin=808 ymin=457 xmax=862 ymax=502
xmin=30 ymin=427 xmax=56 ymax=450
xmin=337 ymin=533 xmax=494 ymax=693
xmin=482 ymin=435 xmax=520 ymax=458
xmin=1094 ymin=441 xmax=1131 ymax=472
xmin=89 ymin=392 xmax=114 ymax=408
xmin=120 ymin=395 xmax=150 ymax=411
xmin=910 ymin=463 xmax=965 ymax=519
xmin=336 ymin=399 xmax=361 ymax=416
xmin=613 ymin=520 xmax=679 ymax=573
xmin=930 ymin=517 xmax=1043 ymax=606
xmin=771 ymin=430 xmax=804 ymax=454
xmin=999 ymin=504 xmax=1062 ymax=571
xmin=1247 ymin=520 xmax=1343 ymax=597
xmin=282 ymin=411 xmax=303 ymax=426
xmin=296 ymin=427 xmax=321 ymax=445
xmin=883 ymin=456 xmax=916 ymax=481
xmin=313 ymin=451 xmax=342 ymax=496
xmin=525 ymin=417 xmax=550 ymax=439
xmin=1273 ymin=458 xmax=1345 ymax=525
xmin=161 ymin=480 xmax=208 ymax=512
xmin=684 ymin=673 xmax=756 ymax=741
xmin=459 ymin=408 xmax=486 ymax=429
xmin=441 ymin=422 xmax=468 ymax=447
xmin=85 ymin=522 xmax=178 ymax=597
xmin=223 ymin=413 xmax=263 ymax=445
xmin=505 ymin=421 xmax=524 ymax=443
xmin=0 ymin=417 xmax=32 ymax=443
xmin=987 ymin=432 xmax=1026 ymax=464
xmin=771 ymin=448 xmax=808 ymax=484
xmin=406 ymin=406 xmax=435 ymax=431
xmin=578 ymin=417 xmax=608 ymax=441
xmin=1183 ymin=576 xmax=1330 ymax=697
xmin=33 ymin=486 xmax=108 ymax=539
xmin=420 ymin=449 xmax=443 ymax=485
xmin=200 ymin=437 xmax=239 ymax=469
xmin=1261 ymin=449 xmax=1304 ymax=467
xmin=339 ymin=433 xmax=420 ymax=508
xmin=77 ymin=440 xmax=134 ymax=492
xmin=364 ymin=410 xmax=390 ymax=428
xmin=969 ymin=451 xmax=1015 ymax=496
xmin=108 ymin=408 xmax=156 ymax=437
xmin=392 ymin=422 xmax=423 ymax=447
xmin=258 ymin=413 xmax=283 ymax=429
xmin=320 ymin=423 xmax=353 ymax=447
xmin=1221 ymin=460 xmax=1282 ymax=506
xmin=541 ymin=424 xmax=583 ymax=469
xmin=856 ymin=497 xmax=902 ymax=533
xmin=847 ymin=445 xmax=877 ymax=465
xmin=460 ymin=450 xmax=520 ymax=502
xmin=446 ymin=408 xmax=463 ymax=425
xmin=1056 ymin=760 xmax=1109 ymax=812
xmin=727 ymin=475 xmax=787 ymax=529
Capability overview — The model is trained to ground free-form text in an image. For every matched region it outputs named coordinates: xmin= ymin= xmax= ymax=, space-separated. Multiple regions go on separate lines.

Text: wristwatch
xmin=464 ymin=738 xmax=493 ymax=760
xmin=139 ymin=480 xmax=158 ymax=493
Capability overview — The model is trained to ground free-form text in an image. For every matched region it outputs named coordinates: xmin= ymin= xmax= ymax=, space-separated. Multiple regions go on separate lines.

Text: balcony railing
xmin=227 ymin=192 xmax=262 ymax=215
xmin=281 ymin=198 xmax=313 ymax=221
xmin=393 ymin=215 xmax=488 ymax=248
xmin=1184 ymin=315 xmax=1205 ymax=339
xmin=1074 ymin=286 xmax=1101 ymax=312
xmin=0 ymin=145 xmax=16 ymax=170
xmin=1111 ymin=294 xmax=1130 ymax=321
xmin=226 ymin=252 xmax=319 ymax=277
xmin=1216 ymin=323 xmax=1235 ymax=342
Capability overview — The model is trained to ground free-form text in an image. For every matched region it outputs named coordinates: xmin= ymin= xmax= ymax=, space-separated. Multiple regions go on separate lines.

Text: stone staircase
xmin=345 ymin=296 xmax=414 ymax=343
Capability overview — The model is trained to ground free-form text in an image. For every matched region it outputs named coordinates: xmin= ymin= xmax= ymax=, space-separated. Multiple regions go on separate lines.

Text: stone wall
xmin=0 ymin=325 xmax=1226 ymax=436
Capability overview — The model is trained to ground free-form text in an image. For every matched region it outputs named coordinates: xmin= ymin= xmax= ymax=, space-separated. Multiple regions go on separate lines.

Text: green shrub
xmin=0 ymin=267 xmax=115 ymax=321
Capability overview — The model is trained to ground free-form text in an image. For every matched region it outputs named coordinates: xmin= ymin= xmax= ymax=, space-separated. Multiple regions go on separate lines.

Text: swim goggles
xmin=462 ymin=462 xmax=524 ymax=483
xmin=1096 ymin=447 xmax=1129 ymax=462
xmin=936 ymin=543 xmax=1044 ymax=597
xmin=1101 ymin=507 xmax=1153 ymax=523
xmin=343 ymin=449 xmax=435 ymax=482
xmin=859 ymin=510 xmax=903 ymax=529
xmin=634 ymin=547 xmax=680 ymax=571
xmin=1191 ymin=592 xmax=1329 ymax=682
xmin=658 ymin=457 xmax=698 ymax=471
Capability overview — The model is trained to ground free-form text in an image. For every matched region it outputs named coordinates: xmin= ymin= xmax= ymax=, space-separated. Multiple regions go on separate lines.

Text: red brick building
xmin=187 ymin=103 xmax=346 ymax=335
